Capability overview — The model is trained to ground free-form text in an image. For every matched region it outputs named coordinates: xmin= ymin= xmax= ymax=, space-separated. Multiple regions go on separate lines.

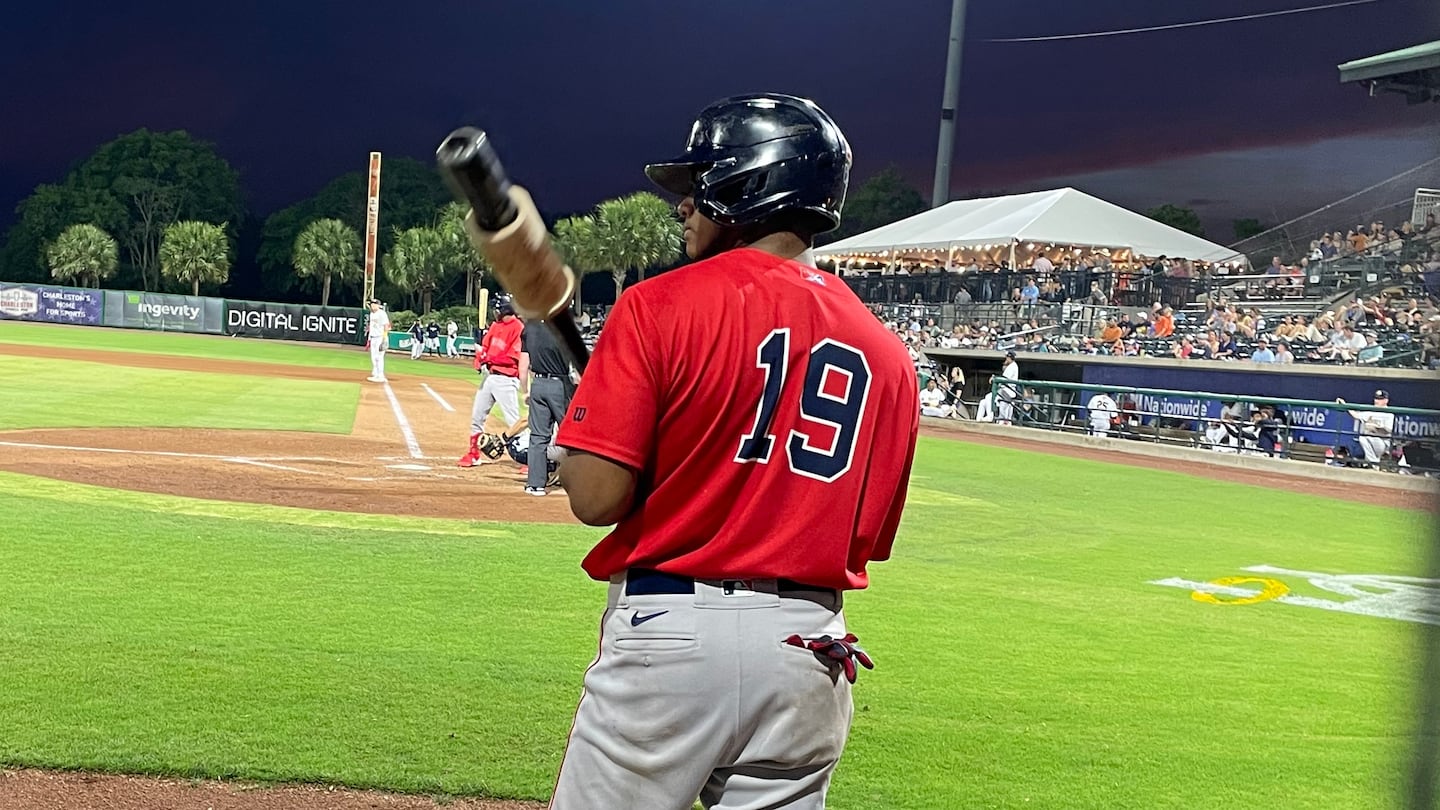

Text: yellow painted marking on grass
xmin=904 ymin=488 xmax=998 ymax=510
xmin=1191 ymin=576 xmax=1290 ymax=605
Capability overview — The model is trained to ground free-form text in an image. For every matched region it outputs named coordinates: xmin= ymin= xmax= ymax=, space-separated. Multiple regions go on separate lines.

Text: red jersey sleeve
xmin=556 ymin=292 xmax=661 ymax=471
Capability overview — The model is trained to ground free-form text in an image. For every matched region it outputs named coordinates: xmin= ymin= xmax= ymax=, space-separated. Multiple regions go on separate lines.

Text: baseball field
xmin=0 ymin=319 xmax=1433 ymax=810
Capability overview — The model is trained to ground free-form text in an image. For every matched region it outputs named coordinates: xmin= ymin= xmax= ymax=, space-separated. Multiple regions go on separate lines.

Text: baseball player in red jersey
xmin=458 ymin=294 xmax=527 ymax=467
xmin=547 ymin=94 xmax=919 ymax=809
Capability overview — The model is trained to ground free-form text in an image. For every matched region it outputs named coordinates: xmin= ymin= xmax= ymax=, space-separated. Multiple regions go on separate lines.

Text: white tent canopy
xmin=817 ymin=187 xmax=1244 ymax=265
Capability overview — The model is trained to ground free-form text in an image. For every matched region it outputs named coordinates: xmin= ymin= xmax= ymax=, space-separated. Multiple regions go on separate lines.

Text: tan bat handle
xmin=464 ymin=185 xmax=576 ymax=320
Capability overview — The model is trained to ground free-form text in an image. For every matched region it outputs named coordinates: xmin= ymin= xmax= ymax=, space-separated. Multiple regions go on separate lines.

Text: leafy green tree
xmin=45 ymin=223 xmax=119 ymax=288
xmin=1 ymin=184 xmax=126 ymax=283
xmin=1145 ymin=204 xmax=1207 ymax=238
xmin=552 ymin=214 xmax=605 ymax=309
xmin=68 ymin=129 xmax=244 ymax=291
xmin=1232 ymin=218 xmax=1269 ymax=242
xmin=437 ymin=202 xmax=490 ymax=308
xmin=823 ymin=166 xmax=927 ymax=242
xmin=256 ymin=157 xmax=451 ymax=301
xmin=595 ymin=192 xmax=682 ymax=298
xmin=292 ymin=218 xmax=361 ymax=306
xmin=382 ymin=226 xmax=453 ymax=315
xmin=159 ymin=221 xmax=231 ymax=296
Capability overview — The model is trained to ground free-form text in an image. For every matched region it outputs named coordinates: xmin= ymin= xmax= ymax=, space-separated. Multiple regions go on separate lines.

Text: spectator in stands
xmin=954 ymin=286 xmax=972 ymax=304
xmin=1275 ymin=341 xmax=1295 ymax=364
xmin=1358 ymin=333 xmax=1384 ymax=365
xmin=1319 ymin=234 xmax=1338 ymax=260
xmin=1100 ymin=318 xmax=1122 ymax=343
xmin=1031 ymin=252 xmax=1054 ymax=277
xmin=1421 ymin=318 xmax=1440 ymax=368
xmin=1214 ymin=332 xmax=1237 ymax=360
xmin=1250 ymin=339 xmax=1276 ymax=363
xmin=1020 ymin=277 xmax=1040 ymax=305
xmin=1349 ymin=228 xmax=1368 ymax=253
xmin=1153 ymin=306 xmax=1175 ymax=338
xmin=1190 ymin=336 xmax=1211 ymax=360
xmin=1321 ymin=323 xmax=1365 ymax=362
xmin=1088 ymin=281 xmax=1107 ymax=305
xmin=1173 ymin=336 xmax=1194 ymax=359
xmin=1117 ymin=313 xmax=1136 ymax=338
xmin=1306 ymin=314 xmax=1332 ymax=343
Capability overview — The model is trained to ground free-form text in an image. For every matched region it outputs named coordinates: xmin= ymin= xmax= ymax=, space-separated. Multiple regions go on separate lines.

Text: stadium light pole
xmin=931 ymin=0 xmax=969 ymax=208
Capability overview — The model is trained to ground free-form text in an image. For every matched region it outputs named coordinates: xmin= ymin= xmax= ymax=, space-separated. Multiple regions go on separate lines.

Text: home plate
xmin=386 ymin=463 xmax=432 ymax=472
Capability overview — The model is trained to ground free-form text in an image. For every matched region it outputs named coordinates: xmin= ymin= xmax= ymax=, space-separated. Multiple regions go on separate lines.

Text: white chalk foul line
xmin=381 ymin=382 xmax=424 ymax=459
xmin=420 ymin=383 xmax=455 ymax=412
xmin=0 ymin=440 xmax=332 ymax=475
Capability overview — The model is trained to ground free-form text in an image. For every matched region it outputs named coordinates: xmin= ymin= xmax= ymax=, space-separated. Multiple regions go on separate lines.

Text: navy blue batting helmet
xmin=644 ymin=93 xmax=852 ymax=236
xmin=495 ymin=294 xmax=515 ymax=317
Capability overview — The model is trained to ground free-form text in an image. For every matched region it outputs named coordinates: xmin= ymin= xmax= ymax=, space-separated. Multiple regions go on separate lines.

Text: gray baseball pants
xmin=527 ymin=376 xmax=573 ymax=490
xmin=548 ymin=574 xmax=854 ymax=810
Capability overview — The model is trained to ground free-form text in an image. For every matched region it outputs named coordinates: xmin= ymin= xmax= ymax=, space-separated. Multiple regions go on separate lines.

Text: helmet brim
xmin=644 ymin=160 xmax=702 ymax=197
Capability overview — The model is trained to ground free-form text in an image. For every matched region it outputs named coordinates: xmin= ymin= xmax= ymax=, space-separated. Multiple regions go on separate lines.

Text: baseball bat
xmin=435 ymin=127 xmax=589 ymax=372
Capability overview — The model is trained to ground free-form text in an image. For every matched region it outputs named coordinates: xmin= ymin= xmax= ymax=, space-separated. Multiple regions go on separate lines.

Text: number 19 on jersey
xmin=735 ymin=328 xmax=872 ymax=483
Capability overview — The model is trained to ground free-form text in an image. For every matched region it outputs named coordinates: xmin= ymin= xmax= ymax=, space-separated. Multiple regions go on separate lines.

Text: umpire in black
xmin=521 ymin=313 xmax=576 ymax=495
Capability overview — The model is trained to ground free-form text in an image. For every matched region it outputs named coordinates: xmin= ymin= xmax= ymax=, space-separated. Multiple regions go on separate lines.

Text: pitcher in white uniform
xmin=366 ymin=299 xmax=390 ymax=383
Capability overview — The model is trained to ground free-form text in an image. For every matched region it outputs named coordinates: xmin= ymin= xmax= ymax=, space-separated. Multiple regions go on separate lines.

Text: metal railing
xmin=972 ymin=378 xmax=1440 ymax=474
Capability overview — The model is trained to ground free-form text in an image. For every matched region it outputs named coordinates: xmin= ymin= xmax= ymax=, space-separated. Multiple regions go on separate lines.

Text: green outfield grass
xmin=0 ymin=357 xmax=359 ymax=433
xmin=0 ymin=436 xmax=1428 ymax=809
xmin=0 ymin=321 xmax=479 ymax=381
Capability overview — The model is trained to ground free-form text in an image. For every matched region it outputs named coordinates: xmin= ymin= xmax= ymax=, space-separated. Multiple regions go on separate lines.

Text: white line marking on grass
xmin=0 ymin=440 xmax=233 ymax=460
xmin=382 ymin=382 xmax=424 ymax=459
xmin=0 ymin=441 xmax=347 ymax=474
xmin=222 ymin=458 xmax=326 ymax=475
xmin=420 ymin=383 xmax=455 ymax=412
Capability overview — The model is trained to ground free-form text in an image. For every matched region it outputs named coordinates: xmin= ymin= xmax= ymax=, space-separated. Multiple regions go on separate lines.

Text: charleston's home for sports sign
xmin=0 ymin=283 xmax=104 ymax=325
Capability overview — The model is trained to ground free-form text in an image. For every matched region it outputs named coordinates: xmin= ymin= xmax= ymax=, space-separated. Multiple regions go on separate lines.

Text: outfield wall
xmin=0 ymin=281 xmax=366 ymax=345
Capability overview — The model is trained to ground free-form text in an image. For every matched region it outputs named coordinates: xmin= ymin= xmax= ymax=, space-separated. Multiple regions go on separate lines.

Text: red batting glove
xmin=784 ymin=633 xmax=875 ymax=683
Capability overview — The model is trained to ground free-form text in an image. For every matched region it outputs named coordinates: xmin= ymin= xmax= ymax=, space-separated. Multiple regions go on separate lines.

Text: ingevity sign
xmin=104 ymin=292 xmax=225 ymax=334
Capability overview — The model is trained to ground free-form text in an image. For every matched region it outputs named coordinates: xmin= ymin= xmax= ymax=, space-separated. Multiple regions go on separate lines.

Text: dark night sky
xmin=1 ymin=0 xmax=1437 ymax=239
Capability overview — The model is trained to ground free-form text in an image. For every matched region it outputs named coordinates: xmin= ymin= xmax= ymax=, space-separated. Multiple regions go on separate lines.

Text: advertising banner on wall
xmin=225 ymin=301 xmax=364 ymax=344
xmin=0 ymin=283 xmax=103 ymax=325
xmin=385 ymin=331 xmax=477 ymax=355
xmin=103 ymin=291 xmax=225 ymax=334
xmin=1077 ymin=364 xmax=1440 ymax=451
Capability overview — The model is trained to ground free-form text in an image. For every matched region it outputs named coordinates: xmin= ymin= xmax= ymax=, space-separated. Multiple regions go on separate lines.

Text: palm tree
xmin=293 ymin=218 xmax=361 ymax=306
xmin=383 ymin=226 xmax=452 ymax=314
xmin=159 ymin=221 xmax=230 ymax=296
xmin=553 ymin=214 xmax=604 ymax=310
xmin=595 ymin=192 xmax=682 ymax=299
xmin=438 ymin=202 xmax=490 ymax=308
xmin=46 ymin=223 xmax=119 ymax=288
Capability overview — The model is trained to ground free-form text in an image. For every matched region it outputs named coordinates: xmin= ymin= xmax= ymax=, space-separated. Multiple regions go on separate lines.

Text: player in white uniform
xmin=1086 ymin=391 xmax=1118 ymax=437
xmin=445 ymin=319 xmax=460 ymax=357
xmin=918 ymin=378 xmax=953 ymax=418
xmin=1340 ymin=389 xmax=1406 ymax=468
xmin=996 ymin=350 xmax=1020 ymax=425
xmin=366 ymin=299 xmax=390 ymax=383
